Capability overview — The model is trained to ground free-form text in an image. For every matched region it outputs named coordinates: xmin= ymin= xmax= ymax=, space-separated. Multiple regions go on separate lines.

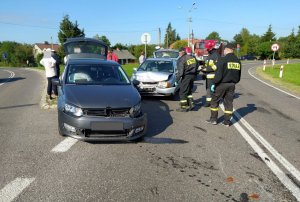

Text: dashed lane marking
xmin=0 ymin=178 xmax=35 ymax=202
xmin=51 ymin=137 xmax=78 ymax=153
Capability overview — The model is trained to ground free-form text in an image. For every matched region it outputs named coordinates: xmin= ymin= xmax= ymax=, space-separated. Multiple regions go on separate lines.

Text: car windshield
xmin=66 ymin=64 xmax=130 ymax=85
xmin=138 ymin=60 xmax=174 ymax=73
xmin=194 ymin=42 xmax=205 ymax=49
xmin=154 ymin=51 xmax=179 ymax=58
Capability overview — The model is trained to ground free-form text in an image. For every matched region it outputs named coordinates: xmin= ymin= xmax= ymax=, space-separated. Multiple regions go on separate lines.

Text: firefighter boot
xmin=206 ymin=110 xmax=218 ymax=125
xmin=222 ymin=113 xmax=232 ymax=127
xmin=187 ymin=95 xmax=195 ymax=111
xmin=176 ymin=100 xmax=189 ymax=112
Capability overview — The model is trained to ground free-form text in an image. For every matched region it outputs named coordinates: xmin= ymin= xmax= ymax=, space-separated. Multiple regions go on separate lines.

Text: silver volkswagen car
xmin=131 ymin=58 xmax=177 ymax=97
xmin=54 ymin=38 xmax=147 ymax=141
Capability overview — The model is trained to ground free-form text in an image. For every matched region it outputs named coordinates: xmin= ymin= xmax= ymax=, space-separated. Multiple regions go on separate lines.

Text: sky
xmin=0 ymin=0 xmax=299 ymax=46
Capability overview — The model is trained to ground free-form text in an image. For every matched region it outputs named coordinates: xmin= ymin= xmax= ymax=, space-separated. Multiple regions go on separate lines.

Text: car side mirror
xmin=52 ymin=78 xmax=61 ymax=86
xmin=132 ymin=79 xmax=140 ymax=87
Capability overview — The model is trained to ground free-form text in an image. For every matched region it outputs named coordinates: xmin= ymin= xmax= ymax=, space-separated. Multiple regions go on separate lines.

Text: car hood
xmin=64 ymin=85 xmax=140 ymax=108
xmin=134 ymin=71 xmax=172 ymax=82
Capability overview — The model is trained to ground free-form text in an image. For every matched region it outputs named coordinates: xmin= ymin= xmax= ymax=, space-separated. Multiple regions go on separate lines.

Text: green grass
xmin=257 ymin=63 xmax=300 ymax=94
xmin=261 ymin=63 xmax=300 ymax=85
xmin=122 ymin=63 xmax=139 ymax=78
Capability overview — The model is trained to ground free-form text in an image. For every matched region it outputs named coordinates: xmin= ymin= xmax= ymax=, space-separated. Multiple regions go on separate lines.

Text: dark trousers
xmin=210 ymin=83 xmax=235 ymax=122
xmin=56 ymin=65 xmax=60 ymax=78
xmin=47 ymin=76 xmax=58 ymax=96
xmin=179 ymin=74 xmax=195 ymax=100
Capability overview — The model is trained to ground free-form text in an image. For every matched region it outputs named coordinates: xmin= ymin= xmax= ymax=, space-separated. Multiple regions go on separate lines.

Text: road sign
xmin=2 ymin=52 xmax=7 ymax=59
xmin=141 ymin=33 xmax=151 ymax=44
xmin=271 ymin=43 xmax=279 ymax=52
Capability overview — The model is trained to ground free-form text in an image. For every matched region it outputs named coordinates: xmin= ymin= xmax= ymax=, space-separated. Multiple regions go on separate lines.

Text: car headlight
xmin=129 ymin=102 xmax=141 ymax=118
xmin=64 ymin=103 xmax=83 ymax=117
xmin=157 ymin=81 xmax=171 ymax=88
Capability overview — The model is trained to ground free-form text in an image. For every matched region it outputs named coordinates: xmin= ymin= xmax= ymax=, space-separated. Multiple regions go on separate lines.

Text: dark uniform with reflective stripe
xmin=201 ymin=49 xmax=221 ymax=107
xmin=176 ymin=54 xmax=198 ymax=111
xmin=209 ymin=52 xmax=241 ymax=124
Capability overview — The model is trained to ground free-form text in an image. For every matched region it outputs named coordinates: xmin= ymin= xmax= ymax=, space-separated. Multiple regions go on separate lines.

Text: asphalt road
xmin=0 ymin=62 xmax=299 ymax=202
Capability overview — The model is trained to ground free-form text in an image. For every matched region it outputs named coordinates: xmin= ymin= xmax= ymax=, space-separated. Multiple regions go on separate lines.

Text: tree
xmin=58 ymin=15 xmax=85 ymax=45
xmin=0 ymin=41 xmax=34 ymax=66
xmin=93 ymin=34 xmax=111 ymax=47
xmin=248 ymin=34 xmax=260 ymax=55
xmin=170 ymin=40 xmax=188 ymax=50
xmin=205 ymin=31 xmax=221 ymax=41
xmin=261 ymin=24 xmax=276 ymax=42
xmin=164 ymin=23 xmax=180 ymax=48
xmin=113 ymin=43 xmax=128 ymax=50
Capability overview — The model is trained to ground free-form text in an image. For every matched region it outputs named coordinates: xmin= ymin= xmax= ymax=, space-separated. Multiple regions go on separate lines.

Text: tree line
xmin=1 ymin=15 xmax=300 ymax=67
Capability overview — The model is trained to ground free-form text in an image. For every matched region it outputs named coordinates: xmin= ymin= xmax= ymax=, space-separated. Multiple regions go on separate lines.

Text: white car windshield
xmin=66 ymin=64 xmax=130 ymax=85
xmin=138 ymin=60 xmax=174 ymax=73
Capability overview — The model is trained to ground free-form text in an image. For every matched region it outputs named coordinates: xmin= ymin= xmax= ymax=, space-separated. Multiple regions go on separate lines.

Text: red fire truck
xmin=193 ymin=40 xmax=225 ymax=65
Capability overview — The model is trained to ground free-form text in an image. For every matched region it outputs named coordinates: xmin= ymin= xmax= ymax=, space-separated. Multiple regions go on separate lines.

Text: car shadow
xmin=140 ymin=96 xmax=188 ymax=144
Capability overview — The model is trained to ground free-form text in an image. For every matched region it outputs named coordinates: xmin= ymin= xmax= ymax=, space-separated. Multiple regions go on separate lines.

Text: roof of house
xmin=113 ymin=49 xmax=136 ymax=60
xmin=35 ymin=43 xmax=60 ymax=52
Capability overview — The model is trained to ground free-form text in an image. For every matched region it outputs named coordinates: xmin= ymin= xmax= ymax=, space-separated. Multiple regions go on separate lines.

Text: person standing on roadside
xmin=200 ymin=40 xmax=221 ymax=107
xmin=176 ymin=47 xmax=198 ymax=112
xmin=107 ymin=48 xmax=119 ymax=63
xmin=40 ymin=48 xmax=57 ymax=100
xmin=206 ymin=43 xmax=241 ymax=126
xmin=51 ymin=50 xmax=60 ymax=78
xmin=139 ymin=51 xmax=145 ymax=64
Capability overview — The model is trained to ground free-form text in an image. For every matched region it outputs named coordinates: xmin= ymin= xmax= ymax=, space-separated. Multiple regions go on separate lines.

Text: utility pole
xmin=158 ymin=28 xmax=161 ymax=46
xmin=188 ymin=17 xmax=192 ymax=47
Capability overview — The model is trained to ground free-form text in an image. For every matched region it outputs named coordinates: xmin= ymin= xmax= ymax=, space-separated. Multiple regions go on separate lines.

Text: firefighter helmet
xmin=185 ymin=47 xmax=192 ymax=55
xmin=204 ymin=40 xmax=216 ymax=50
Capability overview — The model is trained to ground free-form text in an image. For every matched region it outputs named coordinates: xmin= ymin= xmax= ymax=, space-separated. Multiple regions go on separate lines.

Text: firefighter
xmin=206 ymin=43 xmax=241 ymax=126
xmin=200 ymin=40 xmax=221 ymax=107
xmin=176 ymin=47 xmax=198 ymax=112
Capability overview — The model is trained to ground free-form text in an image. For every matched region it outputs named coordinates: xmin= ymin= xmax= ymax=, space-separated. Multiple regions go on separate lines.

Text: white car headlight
xmin=158 ymin=81 xmax=171 ymax=88
xmin=64 ymin=103 xmax=83 ymax=117
xmin=129 ymin=102 xmax=141 ymax=118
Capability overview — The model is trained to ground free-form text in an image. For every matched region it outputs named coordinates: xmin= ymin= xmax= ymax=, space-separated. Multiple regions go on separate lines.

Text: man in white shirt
xmin=40 ymin=48 xmax=57 ymax=100
xmin=139 ymin=51 xmax=145 ymax=64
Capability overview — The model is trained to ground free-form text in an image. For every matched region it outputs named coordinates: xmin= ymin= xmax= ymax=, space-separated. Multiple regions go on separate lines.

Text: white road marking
xmin=220 ymin=104 xmax=300 ymax=200
xmin=0 ymin=178 xmax=35 ymax=202
xmin=248 ymin=66 xmax=300 ymax=100
xmin=0 ymin=70 xmax=15 ymax=86
xmin=51 ymin=137 xmax=78 ymax=153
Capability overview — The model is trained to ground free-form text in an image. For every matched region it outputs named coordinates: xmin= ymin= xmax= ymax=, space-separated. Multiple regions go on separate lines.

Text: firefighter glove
xmin=208 ymin=60 xmax=214 ymax=67
xmin=210 ymin=84 xmax=215 ymax=93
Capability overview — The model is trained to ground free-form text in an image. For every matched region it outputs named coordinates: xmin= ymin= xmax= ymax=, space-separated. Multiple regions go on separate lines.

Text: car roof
xmin=154 ymin=49 xmax=179 ymax=52
xmin=64 ymin=37 xmax=107 ymax=46
xmin=144 ymin=58 xmax=174 ymax=62
xmin=67 ymin=58 xmax=119 ymax=66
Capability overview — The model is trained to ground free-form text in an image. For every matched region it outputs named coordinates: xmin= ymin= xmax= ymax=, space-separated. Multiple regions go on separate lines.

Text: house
xmin=33 ymin=43 xmax=60 ymax=58
xmin=113 ymin=49 xmax=136 ymax=64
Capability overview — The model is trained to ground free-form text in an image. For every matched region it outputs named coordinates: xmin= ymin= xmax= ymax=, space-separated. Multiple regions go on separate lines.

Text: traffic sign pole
xmin=271 ymin=43 xmax=280 ymax=68
xmin=141 ymin=33 xmax=151 ymax=59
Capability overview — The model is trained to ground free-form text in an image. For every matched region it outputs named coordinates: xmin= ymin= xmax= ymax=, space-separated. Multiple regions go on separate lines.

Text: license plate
xmin=91 ymin=122 xmax=123 ymax=131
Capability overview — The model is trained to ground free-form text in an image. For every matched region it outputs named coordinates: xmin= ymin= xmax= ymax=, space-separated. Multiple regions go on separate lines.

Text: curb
xmin=24 ymin=68 xmax=57 ymax=110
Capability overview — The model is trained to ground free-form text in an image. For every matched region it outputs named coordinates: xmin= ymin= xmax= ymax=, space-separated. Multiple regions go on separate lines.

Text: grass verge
xmin=256 ymin=63 xmax=300 ymax=94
